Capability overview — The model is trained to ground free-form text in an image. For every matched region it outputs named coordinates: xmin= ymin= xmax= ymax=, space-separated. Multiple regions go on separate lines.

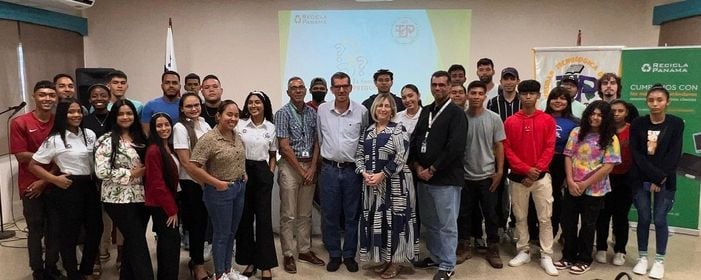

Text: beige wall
xmin=659 ymin=15 xmax=701 ymax=46
xmin=84 ymin=0 xmax=665 ymax=109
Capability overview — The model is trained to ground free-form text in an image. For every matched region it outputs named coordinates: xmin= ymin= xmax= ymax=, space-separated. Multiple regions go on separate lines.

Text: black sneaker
xmin=433 ymin=270 xmax=454 ymax=280
xmin=44 ymin=267 xmax=67 ymax=280
xmin=343 ymin=257 xmax=359 ymax=272
xmin=326 ymin=257 xmax=342 ymax=272
xmin=413 ymin=257 xmax=439 ymax=269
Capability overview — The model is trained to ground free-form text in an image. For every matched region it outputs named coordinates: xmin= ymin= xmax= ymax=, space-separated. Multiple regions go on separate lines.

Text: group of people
xmin=10 ymin=59 xmax=682 ymax=280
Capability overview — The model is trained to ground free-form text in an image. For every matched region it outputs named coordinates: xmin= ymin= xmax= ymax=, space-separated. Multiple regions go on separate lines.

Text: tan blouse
xmin=190 ymin=126 xmax=246 ymax=181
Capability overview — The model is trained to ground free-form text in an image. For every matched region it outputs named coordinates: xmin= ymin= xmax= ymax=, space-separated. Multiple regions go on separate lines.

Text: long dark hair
xmin=106 ymin=99 xmax=146 ymax=168
xmin=178 ymin=93 xmax=203 ymax=149
xmin=148 ymin=113 xmax=179 ymax=194
xmin=240 ymin=91 xmax=273 ymax=122
xmin=545 ymin=87 xmax=579 ymax=123
xmin=579 ymin=100 xmax=615 ymax=149
xmin=48 ymin=97 xmax=87 ymax=148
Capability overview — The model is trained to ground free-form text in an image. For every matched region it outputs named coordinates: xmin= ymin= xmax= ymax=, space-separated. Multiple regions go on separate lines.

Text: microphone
xmin=10 ymin=102 xmax=26 ymax=116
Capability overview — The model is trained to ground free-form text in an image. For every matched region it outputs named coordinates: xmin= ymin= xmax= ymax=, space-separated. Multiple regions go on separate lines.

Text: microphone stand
xmin=0 ymin=105 xmax=21 ymax=239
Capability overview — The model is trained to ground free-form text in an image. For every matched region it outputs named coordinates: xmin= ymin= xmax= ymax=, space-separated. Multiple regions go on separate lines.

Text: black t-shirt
xmin=202 ymin=105 xmax=218 ymax=128
xmin=83 ymin=112 xmax=109 ymax=139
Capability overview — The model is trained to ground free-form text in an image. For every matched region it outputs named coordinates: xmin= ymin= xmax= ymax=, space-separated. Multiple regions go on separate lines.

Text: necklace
xmin=94 ymin=113 xmax=108 ymax=127
xmin=203 ymin=104 xmax=218 ymax=118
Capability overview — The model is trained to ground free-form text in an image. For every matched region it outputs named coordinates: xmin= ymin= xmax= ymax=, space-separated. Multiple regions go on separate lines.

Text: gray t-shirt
xmin=464 ymin=110 xmax=506 ymax=180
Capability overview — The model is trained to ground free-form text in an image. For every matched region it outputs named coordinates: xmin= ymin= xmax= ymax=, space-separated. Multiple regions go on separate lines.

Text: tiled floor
xmin=1 ymin=219 xmax=699 ymax=280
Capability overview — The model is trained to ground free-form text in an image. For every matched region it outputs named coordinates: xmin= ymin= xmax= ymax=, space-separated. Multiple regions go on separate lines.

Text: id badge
xmin=302 ymin=150 xmax=310 ymax=157
xmin=420 ymin=141 xmax=427 ymax=153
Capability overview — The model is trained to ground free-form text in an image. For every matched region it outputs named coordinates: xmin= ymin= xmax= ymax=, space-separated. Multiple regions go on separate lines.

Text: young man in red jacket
xmin=503 ymin=80 xmax=558 ymax=276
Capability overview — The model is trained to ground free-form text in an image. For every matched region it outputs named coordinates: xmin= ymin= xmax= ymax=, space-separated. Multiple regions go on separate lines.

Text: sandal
xmin=553 ymin=259 xmax=573 ymax=270
xmin=380 ymin=263 xmax=401 ymax=279
xmin=569 ymin=262 xmax=591 ymax=275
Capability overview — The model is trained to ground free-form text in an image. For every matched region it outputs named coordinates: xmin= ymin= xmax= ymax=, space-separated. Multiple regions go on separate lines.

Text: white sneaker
xmin=508 ymin=251 xmax=531 ymax=267
xmin=215 ymin=274 xmax=228 ymax=280
xmin=612 ymin=253 xmax=626 ymax=266
xmin=540 ymin=256 xmax=559 ymax=276
xmin=203 ymin=242 xmax=213 ymax=262
xmin=595 ymin=250 xmax=607 ymax=264
xmin=632 ymin=257 xmax=648 ymax=275
xmin=227 ymin=269 xmax=248 ymax=280
xmin=649 ymin=260 xmax=664 ymax=279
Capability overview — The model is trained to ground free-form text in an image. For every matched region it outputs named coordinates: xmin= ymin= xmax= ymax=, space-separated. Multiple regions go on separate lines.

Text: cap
xmin=561 ymin=74 xmax=579 ymax=86
xmin=310 ymin=77 xmax=327 ymax=88
xmin=501 ymin=67 xmax=519 ymax=79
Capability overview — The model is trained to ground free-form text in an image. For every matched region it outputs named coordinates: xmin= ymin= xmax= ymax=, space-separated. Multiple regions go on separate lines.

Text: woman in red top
xmin=595 ymin=100 xmax=634 ymax=266
xmin=145 ymin=112 xmax=181 ymax=279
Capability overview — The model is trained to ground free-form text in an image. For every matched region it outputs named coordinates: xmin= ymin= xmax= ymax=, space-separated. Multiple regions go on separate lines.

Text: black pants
xmin=149 ymin=207 xmax=180 ymax=280
xmin=561 ymin=192 xmax=604 ymax=264
xmin=527 ymin=154 xmax=565 ymax=240
xmin=21 ymin=193 xmax=60 ymax=274
xmin=236 ymin=160 xmax=278 ymax=270
xmin=596 ymin=173 xmax=633 ymax=253
xmin=46 ymin=175 xmax=103 ymax=279
xmin=180 ymin=179 xmax=209 ymax=265
xmin=105 ymin=202 xmax=154 ymax=280
xmin=458 ymin=178 xmax=499 ymax=243
xmin=496 ymin=159 xmax=510 ymax=229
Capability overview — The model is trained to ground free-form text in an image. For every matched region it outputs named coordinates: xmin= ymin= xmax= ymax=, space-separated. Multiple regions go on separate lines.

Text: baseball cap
xmin=501 ymin=67 xmax=519 ymax=79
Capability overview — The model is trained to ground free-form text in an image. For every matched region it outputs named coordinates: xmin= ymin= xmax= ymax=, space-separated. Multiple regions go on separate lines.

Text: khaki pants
xmin=278 ymin=159 xmax=316 ymax=257
xmin=509 ymin=173 xmax=554 ymax=256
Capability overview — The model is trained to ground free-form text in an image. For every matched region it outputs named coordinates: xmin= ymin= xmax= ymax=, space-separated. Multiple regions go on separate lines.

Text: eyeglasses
xmin=332 ymin=84 xmax=351 ymax=90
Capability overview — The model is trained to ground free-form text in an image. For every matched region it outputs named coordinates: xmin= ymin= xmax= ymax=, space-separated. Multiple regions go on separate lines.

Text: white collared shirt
xmin=173 ymin=117 xmax=212 ymax=180
xmin=317 ymin=100 xmax=368 ymax=163
xmin=394 ymin=107 xmax=423 ymax=136
xmin=236 ymin=118 xmax=277 ymax=161
xmin=33 ymin=128 xmax=97 ymax=175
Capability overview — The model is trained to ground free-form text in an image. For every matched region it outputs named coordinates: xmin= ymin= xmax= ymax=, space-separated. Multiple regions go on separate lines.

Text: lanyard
xmin=423 ymin=100 xmax=451 ymax=141
xmin=287 ymin=103 xmax=307 ymax=136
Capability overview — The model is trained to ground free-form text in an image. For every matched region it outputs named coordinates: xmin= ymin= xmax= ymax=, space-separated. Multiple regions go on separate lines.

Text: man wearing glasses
xmin=275 ymin=77 xmax=326 ymax=274
xmin=317 ymin=72 xmax=368 ymax=273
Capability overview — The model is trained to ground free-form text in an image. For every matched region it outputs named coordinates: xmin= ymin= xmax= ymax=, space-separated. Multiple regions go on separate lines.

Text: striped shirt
xmin=487 ymin=93 xmax=521 ymax=122
xmin=274 ymin=102 xmax=317 ymax=159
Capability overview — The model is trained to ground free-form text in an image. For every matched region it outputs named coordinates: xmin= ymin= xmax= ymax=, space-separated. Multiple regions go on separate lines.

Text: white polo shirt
xmin=33 ymin=128 xmax=97 ymax=176
xmin=236 ymin=118 xmax=277 ymax=162
xmin=394 ymin=107 xmax=423 ymax=136
xmin=173 ymin=117 xmax=211 ymax=180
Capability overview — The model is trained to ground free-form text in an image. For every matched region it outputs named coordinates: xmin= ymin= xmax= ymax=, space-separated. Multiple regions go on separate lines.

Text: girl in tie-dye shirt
xmin=554 ymin=101 xmax=620 ymax=275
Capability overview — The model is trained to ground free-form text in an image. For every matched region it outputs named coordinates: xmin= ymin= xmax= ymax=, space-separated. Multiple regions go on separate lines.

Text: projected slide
xmin=279 ymin=9 xmax=471 ymax=105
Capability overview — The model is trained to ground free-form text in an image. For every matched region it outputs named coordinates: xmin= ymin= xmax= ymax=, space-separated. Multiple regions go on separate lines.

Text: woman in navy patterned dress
xmin=355 ymin=94 xmax=418 ymax=279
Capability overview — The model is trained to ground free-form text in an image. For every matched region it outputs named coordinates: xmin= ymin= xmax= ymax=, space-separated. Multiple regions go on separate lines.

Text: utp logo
xmin=392 ymin=18 xmax=417 ymax=44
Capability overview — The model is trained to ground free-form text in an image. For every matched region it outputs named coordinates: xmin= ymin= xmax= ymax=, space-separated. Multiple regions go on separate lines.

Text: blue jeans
xmin=633 ymin=186 xmax=675 ymax=256
xmin=319 ymin=162 xmax=362 ymax=259
xmin=203 ymin=181 xmax=246 ymax=275
xmin=418 ymin=182 xmax=461 ymax=272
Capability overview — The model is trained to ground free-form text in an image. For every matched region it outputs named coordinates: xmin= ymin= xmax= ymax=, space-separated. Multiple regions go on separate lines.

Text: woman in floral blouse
xmin=94 ymin=99 xmax=153 ymax=279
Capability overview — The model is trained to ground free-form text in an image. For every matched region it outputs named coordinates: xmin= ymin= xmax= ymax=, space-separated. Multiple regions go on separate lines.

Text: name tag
xmin=420 ymin=141 xmax=427 ymax=153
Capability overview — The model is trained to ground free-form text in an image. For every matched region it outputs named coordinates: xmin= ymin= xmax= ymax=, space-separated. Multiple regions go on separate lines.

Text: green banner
xmin=621 ymin=47 xmax=701 ymax=231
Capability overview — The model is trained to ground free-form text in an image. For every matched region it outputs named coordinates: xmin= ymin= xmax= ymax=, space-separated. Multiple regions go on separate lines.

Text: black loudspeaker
xmin=75 ymin=68 xmax=116 ymax=109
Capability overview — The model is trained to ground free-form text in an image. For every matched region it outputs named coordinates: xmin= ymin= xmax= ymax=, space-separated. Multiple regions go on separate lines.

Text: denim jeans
xmin=418 ymin=182 xmax=461 ymax=272
xmin=203 ymin=181 xmax=246 ymax=276
xmin=319 ymin=162 xmax=362 ymax=259
xmin=633 ymin=185 xmax=675 ymax=256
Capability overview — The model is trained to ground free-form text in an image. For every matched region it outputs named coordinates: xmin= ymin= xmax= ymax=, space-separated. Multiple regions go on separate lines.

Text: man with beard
xmin=200 ymin=75 xmax=224 ymax=128
xmin=306 ymin=77 xmax=328 ymax=111
xmin=597 ymin=73 xmax=638 ymax=122
xmin=54 ymin=74 xmax=89 ymax=115
xmin=361 ymin=69 xmax=405 ymax=116
xmin=142 ymin=70 xmax=182 ymax=134
xmin=476 ymin=58 xmax=500 ymax=108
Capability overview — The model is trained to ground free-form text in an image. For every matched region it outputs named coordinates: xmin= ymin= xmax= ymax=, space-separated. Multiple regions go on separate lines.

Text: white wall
xmin=84 ymin=0 xmax=669 ymax=109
